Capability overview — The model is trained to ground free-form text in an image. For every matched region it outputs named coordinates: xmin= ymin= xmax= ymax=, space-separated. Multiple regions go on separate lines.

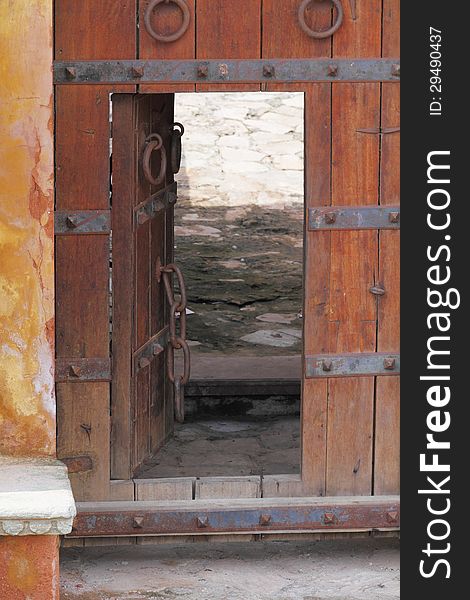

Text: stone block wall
xmin=173 ymin=92 xmax=305 ymax=355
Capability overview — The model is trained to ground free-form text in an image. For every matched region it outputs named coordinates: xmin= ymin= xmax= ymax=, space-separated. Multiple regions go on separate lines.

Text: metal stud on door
xmin=159 ymin=263 xmax=191 ymax=423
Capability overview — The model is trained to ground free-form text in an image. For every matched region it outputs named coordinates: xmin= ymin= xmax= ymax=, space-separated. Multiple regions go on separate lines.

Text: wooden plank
xmin=55 ymin=1 xmax=135 ymax=502
xmin=262 ymin=0 xmax=332 ymax=59
xmin=111 ymin=94 xmax=136 ymax=480
xmin=262 ymin=475 xmax=305 ymax=498
xmin=109 ymin=480 xmax=135 ymax=501
xmin=55 ymin=1 xmax=137 ymax=60
xmin=196 ymin=0 xmax=261 ymax=92
xmin=375 ymin=0 xmax=400 ymax=495
xmin=135 ymin=478 xmax=194 ymax=545
xmin=263 ymin=0 xmax=332 ymax=497
xmin=139 ymin=0 xmax=196 ymax=93
xmin=325 ymin=0 xmax=382 ymax=497
xmin=55 ymin=84 xmax=113 ymax=502
xmin=57 ymin=383 xmax=110 ymax=501
xmin=150 ymin=96 xmax=175 ymax=455
xmin=133 ymin=96 xmax=153 ymax=471
xmin=135 ymin=478 xmax=194 ymax=501
xmin=195 ymin=477 xmax=261 ymax=500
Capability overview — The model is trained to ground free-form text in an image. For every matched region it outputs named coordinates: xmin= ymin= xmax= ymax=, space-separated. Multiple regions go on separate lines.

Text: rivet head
xmin=139 ymin=357 xmax=151 ymax=370
xmin=383 ymin=358 xmax=396 ymax=371
xmin=197 ymin=64 xmax=208 ymax=79
xmin=263 ymin=64 xmax=275 ymax=78
xmin=66 ymin=215 xmax=80 ymax=229
xmin=391 ymin=64 xmax=400 ymax=77
xmin=387 ymin=511 xmax=399 ymax=524
xmin=327 ymin=64 xmax=338 ymax=77
xmin=369 ymin=284 xmax=386 ymax=296
xmin=325 ymin=212 xmax=337 ymax=225
xmin=389 ymin=211 xmax=400 ymax=224
xmin=218 ymin=63 xmax=229 ymax=79
xmin=259 ymin=514 xmax=272 ymax=526
xmin=65 ymin=67 xmax=76 ymax=80
xmin=137 ymin=210 xmax=149 ymax=225
xmin=323 ymin=512 xmax=336 ymax=525
xmin=322 ymin=359 xmax=333 ymax=372
xmin=69 ymin=365 xmax=82 ymax=378
xmin=133 ymin=516 xmax=144 ymax=529
xmin=197 ymin=516 xmax=209 ymax=529
xmin=131 ymin=66 xmax=144 ymax=79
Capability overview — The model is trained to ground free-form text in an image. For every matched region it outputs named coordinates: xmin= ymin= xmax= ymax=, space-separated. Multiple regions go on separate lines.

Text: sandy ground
xmin=61 ymin=538 xmax=400 ymax=600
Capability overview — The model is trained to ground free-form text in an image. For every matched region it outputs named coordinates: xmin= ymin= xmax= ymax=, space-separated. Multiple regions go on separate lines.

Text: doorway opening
xmin=132 ymin=92 xmax=305 ymax=480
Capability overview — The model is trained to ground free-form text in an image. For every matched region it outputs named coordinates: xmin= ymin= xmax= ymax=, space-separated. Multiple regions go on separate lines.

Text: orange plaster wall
xmin=0 ymin=1 xmax=55 ymax=456
xmin=0 ymin=536 xmax=60 ymax=600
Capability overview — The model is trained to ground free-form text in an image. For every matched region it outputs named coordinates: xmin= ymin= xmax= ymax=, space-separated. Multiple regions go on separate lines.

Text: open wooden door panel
xmin=111 ymin=93 xmax=178 ymax=479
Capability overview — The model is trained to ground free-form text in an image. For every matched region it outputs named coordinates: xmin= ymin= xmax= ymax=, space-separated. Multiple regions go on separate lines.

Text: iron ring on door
xmin=298 ymin=0 xmax=343 ymax=39
xmin=144 ymin=0 xmax=191 ymax=43
xmin=142 ymin=134 xmax=167 ymax=186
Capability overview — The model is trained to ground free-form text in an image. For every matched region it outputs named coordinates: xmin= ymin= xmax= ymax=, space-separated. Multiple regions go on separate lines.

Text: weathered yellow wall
xmin=0 ymin=0 xmax=55 ymax=456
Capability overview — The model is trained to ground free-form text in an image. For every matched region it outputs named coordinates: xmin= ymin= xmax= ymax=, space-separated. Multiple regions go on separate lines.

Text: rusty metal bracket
xmin=357 ymin=127 xmax=400 ymax=135
xmin=53 ymin=59 xmax=401 ymax=85
xmin=305 ymin=353 xmax=400 ymax=378
xmin=134 ymin=182 xmax=177 ymax=227
xmin=55 ymin=358 xmax=111 ymax=382
xmin=54 ymin=210 xmax=111 ymax=235
xmin=69 ymin=496 xmax=400 ymax=537
xmin=61 ymin=456 xmax=93 ymax=474
xmin=133 ymin=328 xmax=169 ymax=375
xmin=308 ymin=206 xmax=400 ymax=230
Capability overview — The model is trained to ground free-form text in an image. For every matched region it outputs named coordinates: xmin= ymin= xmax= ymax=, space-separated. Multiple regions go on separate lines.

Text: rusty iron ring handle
xmin=144 ymin=0 xmax=191 ymax=43
xmin=142 ymin=134 xmax=167 ymax=186
xmin=298 ymin=0 xmax=343 ymax=39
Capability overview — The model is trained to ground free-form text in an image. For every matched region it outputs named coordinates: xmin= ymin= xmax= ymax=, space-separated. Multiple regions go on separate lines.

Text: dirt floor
xmin=175 ymin=202 xmax=304 ymax=356
xmin=60 ymin=538 xmax=400 ymax=600
xmin=136 ymin=415 xmax=300 ymax=478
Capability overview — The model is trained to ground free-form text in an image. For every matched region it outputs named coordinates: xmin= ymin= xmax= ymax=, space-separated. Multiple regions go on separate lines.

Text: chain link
xmin=160 ymin=263 xmax=190 ymax=422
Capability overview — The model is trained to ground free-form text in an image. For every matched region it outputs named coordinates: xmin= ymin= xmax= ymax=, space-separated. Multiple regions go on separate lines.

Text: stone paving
xmin=173 ymin=92 xmax=304 ymax=356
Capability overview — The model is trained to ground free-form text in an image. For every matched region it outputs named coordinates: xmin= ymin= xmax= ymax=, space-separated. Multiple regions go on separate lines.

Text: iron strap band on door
xmin=133 ymin=328 xmax=169 ymax=375
xmin=54 ymin=59 xmax=400 ymax=85
xmin=305 ymin=353 xmax=400 ymax=378
xmin=308 ymin=206 xmax=400 ymax=230
xmin=69 ymin=496 xmax=400 ymax=537
xmin=54 ymin=210 xmax=111 ymax=235
xmin=55 ymin=358 xmax=111 ymax=382
xmin=134 ymin=182 xmax=177 ymax=228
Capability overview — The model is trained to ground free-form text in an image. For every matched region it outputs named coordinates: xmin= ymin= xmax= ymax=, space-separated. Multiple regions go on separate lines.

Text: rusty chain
xmin=160 ymin=263 xmax=190 ymax=423
xmin=144 ymin=0 xmax=191 ymax=44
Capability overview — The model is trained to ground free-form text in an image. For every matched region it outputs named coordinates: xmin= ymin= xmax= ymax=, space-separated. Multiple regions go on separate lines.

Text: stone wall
xmin=173 ymin=92 xmax=305 ymax=355
xmin=175 ymin=92 xmax=304 ymax=209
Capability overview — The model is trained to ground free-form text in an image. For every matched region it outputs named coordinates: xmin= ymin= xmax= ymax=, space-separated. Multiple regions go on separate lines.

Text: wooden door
xmin=55 ymin=0 xmax=399 ymax=517
xmin=112 ymin=93 xmax=178 ymax=479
